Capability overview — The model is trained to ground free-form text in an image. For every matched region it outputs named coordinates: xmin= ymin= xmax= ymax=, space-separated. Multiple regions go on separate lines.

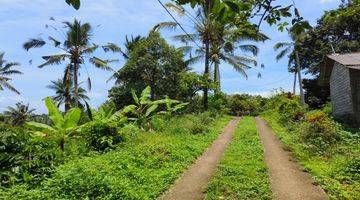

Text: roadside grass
xmin=205 ymin=116 xmax=272 ymax=200
xmin=0 ymin=114 xmax=232 ymax=200
xmin=262 ymin=112 xmax=360 ymax=200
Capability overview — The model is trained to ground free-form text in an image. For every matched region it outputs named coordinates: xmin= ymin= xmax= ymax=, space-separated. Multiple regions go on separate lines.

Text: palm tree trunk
xmin=293 ymin=71 xmax=297 ymax=95
xmin=203 ymin=39 xmax=210 ymax=110
xmin=74 ymin=62 xmax=79 ymax=108
xmin=214 ymin=61 xmax=220 ymax=92
xmin=295 ymin=51 xmax=305 ymax=105
xmin=64 ymin=66 xmax=72 ymax=111
xmin=203 ymin=0 xmax=212 ymax=110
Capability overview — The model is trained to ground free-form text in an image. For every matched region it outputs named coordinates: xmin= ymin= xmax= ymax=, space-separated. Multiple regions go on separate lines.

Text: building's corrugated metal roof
xmin=327 ymin=53 xmax=360 ymax=68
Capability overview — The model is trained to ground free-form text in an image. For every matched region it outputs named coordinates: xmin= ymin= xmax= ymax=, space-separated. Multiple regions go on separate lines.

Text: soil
xmin=158 ymin=117 xmax=241 ymax=200
xmin=255 ymin=117 xmax=328 ymax=200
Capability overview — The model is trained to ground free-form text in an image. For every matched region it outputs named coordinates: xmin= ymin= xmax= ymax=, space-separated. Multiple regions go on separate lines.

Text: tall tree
xmin=155 ymin=3 xmax=268 ymax=91
xmin=4 ymin=102 xmax=35 ymax=126
xmin=24 ymin=19 xmax=113 ymax=110
xmin=109 ymin=32 xmax=202 ymax=108
xmin=0 ymin=53 xmax=22 ymax=95
xmin=298 ymin=2 xmax=360 ymax=75
xmin=157 ymin=0 xmax=292 ymax=109
xmin=47 ymin=79 xmax=89 ymax=109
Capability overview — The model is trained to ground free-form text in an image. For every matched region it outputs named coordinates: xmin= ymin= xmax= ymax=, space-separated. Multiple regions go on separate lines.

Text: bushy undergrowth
xmin=0 ymin=114 xmax=231 ymax=199
xmin=261 ymin=93 xmax=360 ymax=199
xmin=80 ymin=120 xmax=125 ymax=151
xmin=0 ymin=123 xmax=88 ymax=188
xmin=205 ymin=117 xmax=272 ymax=200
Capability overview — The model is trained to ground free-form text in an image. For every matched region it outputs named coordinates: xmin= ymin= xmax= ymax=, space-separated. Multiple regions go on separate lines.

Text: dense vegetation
xmin=206 ymin=117 xmax=272 ymax=200
xmin=1 ymin=0 xmax=360 ymax=199
xmin=1 ymin=113 xmax=231 ymax=199
xmin=261 ymin=93 xmax=360 ymax=199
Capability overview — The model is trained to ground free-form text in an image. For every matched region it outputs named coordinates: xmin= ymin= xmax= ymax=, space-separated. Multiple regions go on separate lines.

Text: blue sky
xmin=0 ymin=0 xmax=341 ymax=113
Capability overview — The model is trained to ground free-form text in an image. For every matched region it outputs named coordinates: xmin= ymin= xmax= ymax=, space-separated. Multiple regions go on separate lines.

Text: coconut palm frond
xmin=39 ymin=54 xmax=68 ymax=68
xmin=48 ymin=36 xmax=61 ymax=47
xmin=102 ymin=43 xmax=121 ymax=53
xmin=89 ymin=57 xmax=113 ymax=71
xmin=165 ymin=2 xmax=185 ymax=16
xmin=274 ymin=42 xmax=293 ymax=50
xmin=83 ymin=44 xmax=99 ymax=54
xmin=23 ymin=38 xmax=46 ymax=51
xmin=238 ymin=44 xmax=259 ymax=56
xmin=0 ymin=79 xmax=20 ymax=94
xmin=185 ymin=55 xmax=204 ymax=66
xmin=173 ymin=34 xmax=199 ymax=43
xmin=152 ymin=22 xmax=178 ymax=32
xmin=275 ymin=47 xmax=292 ymax=61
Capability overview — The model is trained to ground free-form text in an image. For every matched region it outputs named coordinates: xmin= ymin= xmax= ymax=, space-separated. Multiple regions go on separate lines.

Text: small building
xmin=319 ymin=53 xmax=360 ymax=125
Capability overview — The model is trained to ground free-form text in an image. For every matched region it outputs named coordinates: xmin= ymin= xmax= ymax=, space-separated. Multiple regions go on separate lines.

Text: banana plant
xmin=121 ymin=86 xmax=160 ymax=130
xmin=26 ymin=97 xmax=81 ymax=151
xmin=121 ymin=86 xmax=189 ymax=130
xmin=157 ymin=97 xmax=189 ymax=118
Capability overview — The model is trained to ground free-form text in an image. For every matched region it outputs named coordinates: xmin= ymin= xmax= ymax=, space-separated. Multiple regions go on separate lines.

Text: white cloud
xmin=320 ymin=0 xmax=336 ymax=3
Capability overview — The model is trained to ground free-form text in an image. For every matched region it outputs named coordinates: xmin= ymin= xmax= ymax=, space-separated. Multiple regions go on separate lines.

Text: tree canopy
xmin=109 ymin=32 xmax=203 ymax=108
xmin=298 ymin=2 xmax=360 ymax=75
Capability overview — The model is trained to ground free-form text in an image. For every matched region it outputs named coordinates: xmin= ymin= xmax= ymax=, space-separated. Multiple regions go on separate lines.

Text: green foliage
xmin=3 ymin=102 xmax=35 ymax=126
xmin=302 ymin=110 xmax=340 ymax=154
xmin=26 ymin=97 xmax=81 ymax=150
xmin=66 ymin=0 xmax=80 ymax=10
xmin=80 ymin=120 xmax=125 ymax=151
xmin=206 ymin=117 xmax=272 ymax=199
xmin=109 ymin=32 xmax=200 ymax=108
xmin=262 ymin=109 xmax=360 ymax=199
xmin=298 ymin=3 xmax=360 ymax=75
xmin=226 ymin=94 xmax=266 ymax=116
xmin=0 ymin=123 xmax=70 ymax=187
xmin=1 ymin=114 xmax=231 ymax=199
xmin=276 ymin=96 xmax=305 ymax=123
xmin=122 ymin=86 xmax=188 ymax=130
xmin=0 ymin=52 xmax=22 ymax=95
xmin=303 ymin=78 xmax=330 ymax=109
xmin=208 ymin=93 xmax=228 ymax=113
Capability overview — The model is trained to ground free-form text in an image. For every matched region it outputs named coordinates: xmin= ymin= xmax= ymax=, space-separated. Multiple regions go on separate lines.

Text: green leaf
xmin=26 ymin=122 xmax=56 ymax=134
xmin=145 ymin=104 xmax=158 ymax=117
xmin=66 ymin=0 xmax=80 ymax=10
xmin=224 ymin=1 xmax=239 ymax=13
xmin=140 ymin=86 xmax=151 ymax=104
xmin=63 ymin=108 xmax=81 ymax=129
xmin=173 ymin=102 xmax=189 ymax=111
xmin=44 ymin=97 xmax=64 ymax=128
xmin=122 ymin=105 xmax=137 ymax=114
xmin=131 ymin=90 xmax=139 ymax=105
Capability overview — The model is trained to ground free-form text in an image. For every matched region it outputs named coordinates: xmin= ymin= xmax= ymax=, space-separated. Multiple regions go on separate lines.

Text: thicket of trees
xmin=298 ymin=1 xmax=360 ymax=107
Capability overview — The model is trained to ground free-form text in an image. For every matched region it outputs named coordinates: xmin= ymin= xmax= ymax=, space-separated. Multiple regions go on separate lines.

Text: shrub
xmin=151 ymin=116 xmax=166 ymax=132
xmin=277 ymin=98 xmax=305 ymax=123
xmin=302 ymin=110 xmax=339 ymax=153
xmin=81 ymin=120 xmax=124 ymax=151
xmin=343 ymin=157 xmax=360 ymax=181
xmin=226 ymin=94 xmax=265 ymax=116
xmin=118 ymin=123 xmax=142 ymax=140
xmin=0 ymin=123 xmax=65 ymax=187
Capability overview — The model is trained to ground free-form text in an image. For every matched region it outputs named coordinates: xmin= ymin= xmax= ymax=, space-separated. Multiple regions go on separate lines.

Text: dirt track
xmin=255 ymin=117 xmax=328 ymax=200
xmin=159 ymin=117 xmax=241 ymax=200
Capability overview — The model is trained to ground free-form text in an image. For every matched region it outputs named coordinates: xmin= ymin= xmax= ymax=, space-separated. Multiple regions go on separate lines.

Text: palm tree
xmin=4 ymin=102 xmax=35 ymax=126
xmin=24 ymin=19 xmax=114 ymax=110
xmin=47 ymin=79 xmax=89 ymax=109
xmin=155 ymin=3 xmax=266 ymax=93
xmin=274 ymin=31 xmax=305 ymax=105
xmin=0 ymin=52 xmax=22 ymax=94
